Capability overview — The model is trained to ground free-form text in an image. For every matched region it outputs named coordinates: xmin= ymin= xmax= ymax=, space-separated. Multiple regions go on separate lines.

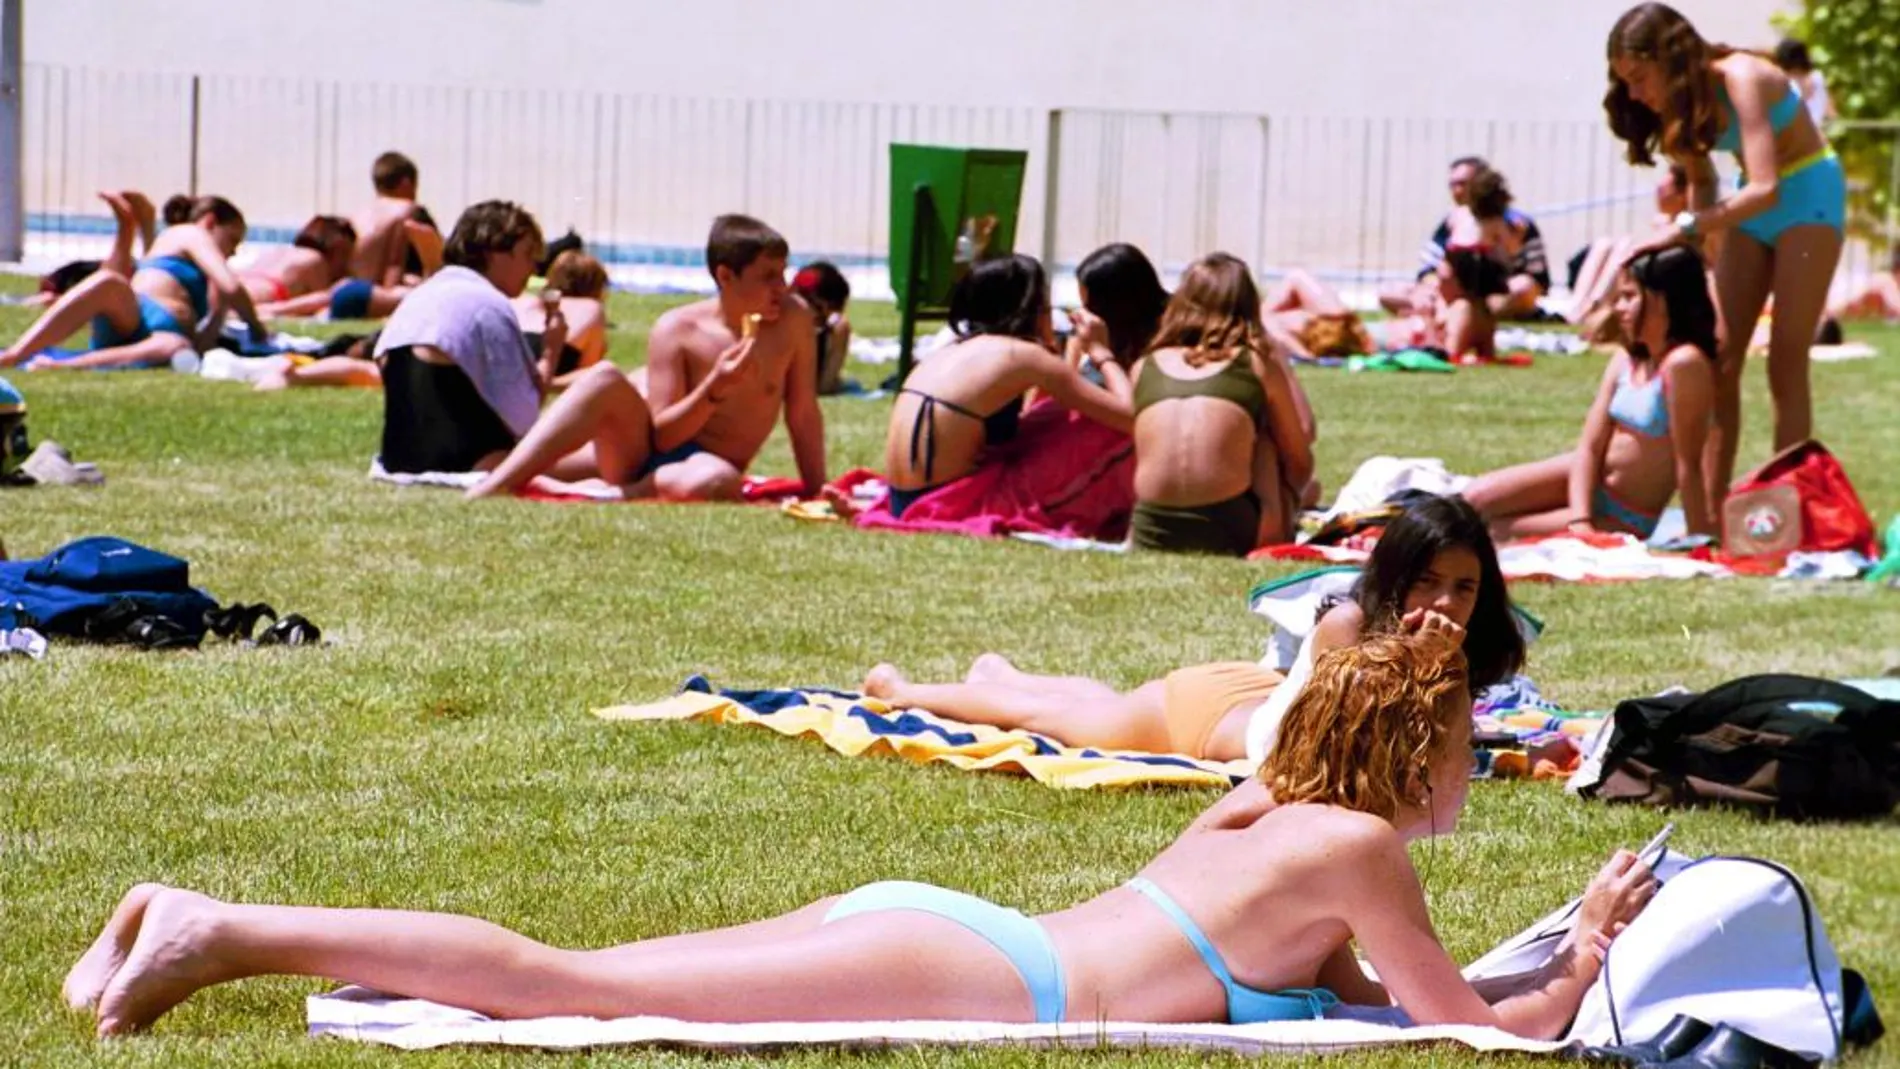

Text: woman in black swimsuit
xmin=879 ymin=255 xmax=1133 ymax=516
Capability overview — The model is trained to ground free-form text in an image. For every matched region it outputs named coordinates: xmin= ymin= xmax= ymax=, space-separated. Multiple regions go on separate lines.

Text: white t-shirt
xmin=1244 ymin=629 xmax=1317 ymax=768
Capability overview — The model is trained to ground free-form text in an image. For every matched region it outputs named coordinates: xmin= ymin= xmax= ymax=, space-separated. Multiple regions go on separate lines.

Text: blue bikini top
xmin=1714 ymin=82 xmax=1803 ymax=157
xmin=1126 ymin=877 xmax=1339 ymax=1024
xmin=1608 ymin=364 xmax=1669 ymax=438
xmin=139 ymin=254 xmax=211 ymax=320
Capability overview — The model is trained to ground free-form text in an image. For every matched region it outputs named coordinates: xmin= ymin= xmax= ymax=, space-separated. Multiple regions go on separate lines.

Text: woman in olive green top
xmin=1129 ymin=254 xmax=1314 ymax=555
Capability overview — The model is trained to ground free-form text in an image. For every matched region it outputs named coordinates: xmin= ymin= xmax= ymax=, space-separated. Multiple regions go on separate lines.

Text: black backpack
xmin=1586 ymin=674 xmax=1900 ymax=820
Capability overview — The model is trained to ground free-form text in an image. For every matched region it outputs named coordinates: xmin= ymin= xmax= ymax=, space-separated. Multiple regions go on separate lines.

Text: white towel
xmin=305 ymin=986 xmax=1560 ymax=1055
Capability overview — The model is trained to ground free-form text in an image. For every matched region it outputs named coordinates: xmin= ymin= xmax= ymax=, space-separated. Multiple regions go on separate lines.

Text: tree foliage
xmin=1775 ymin=0 xmax=1900 ymax=240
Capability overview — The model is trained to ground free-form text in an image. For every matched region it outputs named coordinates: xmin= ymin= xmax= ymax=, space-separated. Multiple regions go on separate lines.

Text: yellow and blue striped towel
xmin=595 ymin=677 xmax=1246 ymax=790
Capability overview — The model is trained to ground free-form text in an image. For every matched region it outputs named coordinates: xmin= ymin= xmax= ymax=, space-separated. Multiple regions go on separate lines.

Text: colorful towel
xmin=306 ymin=986 xmax=1560 ymax=1055
xmin=853 ymin=400 xmax=1136 ymax=542
xmin=594 ymin=677 xmax=1246 ymax=789
xmin=1252 ymin=531 xmax=1738 ymax=583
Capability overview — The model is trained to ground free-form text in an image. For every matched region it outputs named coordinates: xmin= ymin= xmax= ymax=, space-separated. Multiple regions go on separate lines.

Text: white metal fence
xmin=19 ymin=64 xmax=1898 ymax=295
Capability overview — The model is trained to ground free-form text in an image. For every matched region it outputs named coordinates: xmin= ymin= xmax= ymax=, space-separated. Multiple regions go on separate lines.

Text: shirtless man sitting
xmin=465 ymin=214 xmax=825 ymax=500
xmin=261 ymin=152 xmax=438 ymax=321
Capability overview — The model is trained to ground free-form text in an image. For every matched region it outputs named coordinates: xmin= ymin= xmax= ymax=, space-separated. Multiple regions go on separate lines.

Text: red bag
xmin=1723 ymin=440 xmax=1876 ymax=558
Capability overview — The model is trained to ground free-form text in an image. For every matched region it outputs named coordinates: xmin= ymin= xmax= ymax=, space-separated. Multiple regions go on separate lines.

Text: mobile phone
xmin=1635 ymin=822 xmax=1674 ymax=867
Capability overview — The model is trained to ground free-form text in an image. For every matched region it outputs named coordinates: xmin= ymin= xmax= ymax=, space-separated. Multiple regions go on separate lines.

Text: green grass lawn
xmin=2 ymin=282 xmax=1898 ymax=1068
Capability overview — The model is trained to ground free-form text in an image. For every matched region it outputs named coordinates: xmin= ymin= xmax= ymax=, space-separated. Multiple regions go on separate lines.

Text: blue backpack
xmin=0 ymin=537 xmax=220 ymax=647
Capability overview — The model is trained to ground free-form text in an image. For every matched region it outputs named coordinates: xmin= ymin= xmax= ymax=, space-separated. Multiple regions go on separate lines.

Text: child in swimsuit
xmin=1465 ymin=245 xmax=1720 ymax=542
xmin=1605 ymin=3 xmax=1844 ymax=499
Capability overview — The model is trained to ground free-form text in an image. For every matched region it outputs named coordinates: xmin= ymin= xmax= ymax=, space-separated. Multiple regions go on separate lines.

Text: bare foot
xmin=97 ymin=190 xmax=133 ymax=226
xmin=62 ymin=883 xmax=165 ymax=1011
xmin=94 ymin=887 xmax=226 ymax=1036
xmin=964 ymin=652 xmax=1019 ymax=685
xmin=862 ymin=664 xmax=909 ymax=704
xmin=121 ymin=191 xmax=157 ymax=250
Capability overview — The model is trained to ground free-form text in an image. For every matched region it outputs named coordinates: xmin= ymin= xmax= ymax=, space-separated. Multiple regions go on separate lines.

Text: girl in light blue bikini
xmin=1604 ymin=2 xmax=1845 ymax=501
xmin=62 ymin=635 xmax=1654 ymax=1040
xmin=1467 ymin=246 xmax=1719 ymax=541
xmin=0 ymin=192 xmax=268 ymax=371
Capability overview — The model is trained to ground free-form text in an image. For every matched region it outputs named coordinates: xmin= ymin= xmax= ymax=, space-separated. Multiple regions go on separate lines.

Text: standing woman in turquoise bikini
xmin=0 ymin=194 xmax=267 ymax=370
xmin=1604 ymin=3 xmax=1845 ymax=497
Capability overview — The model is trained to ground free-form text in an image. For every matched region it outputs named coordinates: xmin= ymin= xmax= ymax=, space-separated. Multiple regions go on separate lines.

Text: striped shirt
xmin=1418 ymin=208 xmax=1551 ymax=291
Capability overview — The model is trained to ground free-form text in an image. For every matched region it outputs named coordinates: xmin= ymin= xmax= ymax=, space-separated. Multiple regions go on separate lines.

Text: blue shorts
xmin=824 ymin=881 xmax=1066 ymax=1023
xmin=635 ymin=440 xmax=707 ymax=481
xmin=329 ymin=278 xmax=376 ymax=320
xmin=1593 ymin=485 xmax=1662 ymax=539
xmin=88 ymin=293 xmax=189 ymax=356
xmin=1736 ymin=153 xmax=1845 ymax=246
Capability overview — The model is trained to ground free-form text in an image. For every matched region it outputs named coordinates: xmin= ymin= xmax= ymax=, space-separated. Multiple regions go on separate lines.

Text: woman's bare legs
xmin=863 ymin=665 xmax=1170 ymax=751
xmin=1462 ymin=452 xmax=1573 ymax=533
xmin=69 ymin=883 xmax=1032 ymax=1036
xmin=1762 ymin=225 xmax=1843 ymax=455
xmin=0 ymin=271 xmax=143 ymax=367
xmin=97 ymin=192 xmax=139 ymax=278
xmin=1705 ymin=234 xmax=1777 ymax=497
xmin=1442 ymin=297 xmax=1495 ymax=360
xmin=1264 ymin=269 xmax=1348 ymax=315
xmin=466 ymin=364 xmax=655 ymax=499
xmin=254 ymin=356 xmax=384 ymax=391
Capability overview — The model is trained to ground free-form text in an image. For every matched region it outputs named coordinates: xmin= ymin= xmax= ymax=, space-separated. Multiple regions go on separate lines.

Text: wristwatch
xmin=1672 ymin=210 xmax=1699 ymax=238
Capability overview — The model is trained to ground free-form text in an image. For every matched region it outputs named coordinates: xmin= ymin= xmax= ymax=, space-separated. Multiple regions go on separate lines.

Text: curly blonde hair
xmin=1260 ymin=634 xmax=1470 ymax=822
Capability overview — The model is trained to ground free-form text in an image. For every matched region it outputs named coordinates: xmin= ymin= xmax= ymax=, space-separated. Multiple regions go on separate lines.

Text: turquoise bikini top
xmin=1608 ymin=364 xmax=1669 ymax=438
xmin=1714 ymin=82 xmax=1803 ymax=157
xmin=1126 ymin=877 xmax=1339 ymax=1024
xmin=139 ymin=254 xmax=211 ymax=320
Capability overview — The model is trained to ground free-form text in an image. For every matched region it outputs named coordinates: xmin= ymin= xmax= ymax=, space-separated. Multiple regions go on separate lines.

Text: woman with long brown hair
xmin=1604 ymin=2 xmax=1844 ymax=498
xmin=1127 ymin=253 xmax=1313 ymax=555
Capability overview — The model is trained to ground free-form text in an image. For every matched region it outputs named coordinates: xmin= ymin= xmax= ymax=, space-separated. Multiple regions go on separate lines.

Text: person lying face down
xmin=64 ymin=631 xmax=1654 ymax=1039
xmin=1464 ymin=245 xmax=1720 ymax=542
xmin=865 ymin=491 xmax=1524 ymax=766
xmin=237 ymin=216 xmax=357 ymax=307
xmin=879 ymin=254 xmax=1136 ymax=518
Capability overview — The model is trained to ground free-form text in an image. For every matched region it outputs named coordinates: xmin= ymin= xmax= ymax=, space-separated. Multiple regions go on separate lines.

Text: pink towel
xmin=854 ymin=400 xmax=1135 ymax=541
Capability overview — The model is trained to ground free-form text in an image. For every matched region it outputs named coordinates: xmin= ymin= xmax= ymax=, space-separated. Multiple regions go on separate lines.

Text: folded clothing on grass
xmin=595 ymin=677 xmax=1248 ymax=790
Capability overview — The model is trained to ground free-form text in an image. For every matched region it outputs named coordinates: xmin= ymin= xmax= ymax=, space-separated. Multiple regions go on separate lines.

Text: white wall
xmin=20 ymin=0 xmax=1807 ymax=284
xmin=30 ymin=0 xmax=1789 ymax=119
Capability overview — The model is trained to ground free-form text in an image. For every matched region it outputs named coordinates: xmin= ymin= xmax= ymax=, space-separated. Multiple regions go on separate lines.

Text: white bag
xmin=1466 ymin=854 xmax=1846 ymax=1061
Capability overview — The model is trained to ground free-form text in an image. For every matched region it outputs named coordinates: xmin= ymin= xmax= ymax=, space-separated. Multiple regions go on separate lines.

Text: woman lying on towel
xmin=1464 ymin=246 xmax=1718 ymax=541
xmin=255 ymin=209 xmax=444 ymax=322
xmin=867 ymin=493 xmax=1523 ymax=764
xmin=1129 ymin=254 xmax=1315 ymax=554
xmin=0 ymin=192 xmax=268 ymax=371
xmin=64 ymin=633 xmax=1652 ymax=1039
xmin=877 ymin=254 xmax=1135 ymax=519
xmin=237 ymin=216 xmax=358 ymax=307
